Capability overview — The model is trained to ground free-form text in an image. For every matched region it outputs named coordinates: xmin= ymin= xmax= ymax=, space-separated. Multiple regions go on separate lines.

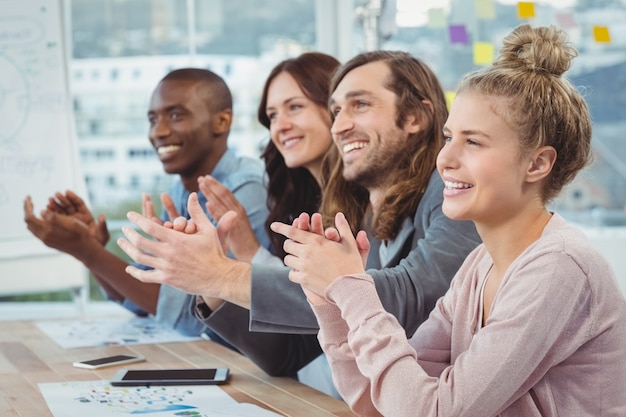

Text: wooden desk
xmin=0 ymin=320 xmax=355 ymax=417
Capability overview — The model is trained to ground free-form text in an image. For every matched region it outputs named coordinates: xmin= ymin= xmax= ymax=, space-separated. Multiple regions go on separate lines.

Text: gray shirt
xmin=196 ymin=172 xmax=481 ymax=375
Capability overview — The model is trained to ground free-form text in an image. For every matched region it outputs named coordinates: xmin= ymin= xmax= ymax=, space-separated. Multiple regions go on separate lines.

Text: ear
xmin=526 ymin=146 xmax=557 ymax=184
xmin=212 ymin=109 xmax=233 ymax=135
xmin=403 ymin=99 xmax=434 ymax=134
xmin=421 ymin=99 xmax=434 ymax=115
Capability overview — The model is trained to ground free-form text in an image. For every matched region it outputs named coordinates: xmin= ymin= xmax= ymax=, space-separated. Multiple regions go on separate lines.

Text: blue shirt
xmin=122 ymin=148 xmax=269 ymax=337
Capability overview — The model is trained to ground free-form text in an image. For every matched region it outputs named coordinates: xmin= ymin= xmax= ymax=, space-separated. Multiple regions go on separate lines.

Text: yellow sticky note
xmin=445 ymin=92 xmax=457 ymax=111
xmin=475 ymin=0 xmax=495 ymax=20
xmin=473 ymin=42 xmax=494 ymax=66
xmin=593 ymin=26 xmax=611 ymax=43
xmin=517 ymin=2 xmax=535 ymax=19
xmin=428 ymin=8 xmax=446 ymax=28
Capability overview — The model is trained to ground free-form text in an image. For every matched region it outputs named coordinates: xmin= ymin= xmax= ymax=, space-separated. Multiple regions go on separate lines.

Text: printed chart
xmin=39 ymin=380 xmax=281 ymax=416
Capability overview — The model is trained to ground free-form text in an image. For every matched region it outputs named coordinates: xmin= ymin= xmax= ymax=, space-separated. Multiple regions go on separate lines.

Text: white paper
xmin=36 ymin=316 xmax=201 ymax=349
xmin=38 ymin=380 xmax=281 ymax=417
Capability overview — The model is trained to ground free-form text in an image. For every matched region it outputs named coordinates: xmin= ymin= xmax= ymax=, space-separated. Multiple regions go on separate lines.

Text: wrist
xmin=233 ymin=241 xmax=261 ymax=263
xmin=78 ymin=239 xmax=107 ymax=268
xmin=211 ymin=260 xmax=252 ymax=310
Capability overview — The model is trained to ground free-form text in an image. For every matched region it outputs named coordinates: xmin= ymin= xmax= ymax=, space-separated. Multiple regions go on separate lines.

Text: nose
xmin=271 ymin=112 xmax=292 ymax=136
xmin=436 ymin=138 xmax=458 ymax=172
xmin=150 ymin=117 xmax=171 ymax=140
xmin=330 ymin=109 xmax=353 ymax=137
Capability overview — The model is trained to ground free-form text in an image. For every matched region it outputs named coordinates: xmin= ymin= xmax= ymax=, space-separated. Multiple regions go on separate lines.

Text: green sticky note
xmin=517 ymin=2 xmax=535 ymax=19
xmin=593 ymin=26 xmax=611 ymax=43
xmin=473 ymin=42 xmax=494 ymax=65
xmin=476 ymin=0 xmax=495 ymax=20
xmin=428 ymin=8 xmax=446 ymax=28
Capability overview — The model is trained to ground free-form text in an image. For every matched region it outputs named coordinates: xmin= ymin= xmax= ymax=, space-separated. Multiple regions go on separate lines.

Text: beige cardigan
xmin=313 ymin=213 xmax=626 ymax=416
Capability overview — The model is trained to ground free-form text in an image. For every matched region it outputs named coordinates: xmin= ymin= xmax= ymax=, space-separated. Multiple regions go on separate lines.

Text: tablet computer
xmin=110 ymin=368 xmax=229 ymax=386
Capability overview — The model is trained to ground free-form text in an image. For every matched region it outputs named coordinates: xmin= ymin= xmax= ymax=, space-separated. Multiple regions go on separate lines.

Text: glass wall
xmin=377 ymin=0 xmax=626 ymax=225
xmin=68 ymin=0 xmax=318 ymax=210
xmin=68 ymin=0 xmax=625 ymax=225
xmin=2 ymin=0 xmax=623 ymax=304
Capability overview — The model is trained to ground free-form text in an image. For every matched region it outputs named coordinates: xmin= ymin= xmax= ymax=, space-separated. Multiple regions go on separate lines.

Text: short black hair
xmin=161 ymin=68 xmax=232 ymax=113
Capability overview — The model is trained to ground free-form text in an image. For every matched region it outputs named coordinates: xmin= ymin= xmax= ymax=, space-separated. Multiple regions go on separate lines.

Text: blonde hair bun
xmin=496 ymin=24 xmax=577 ymax=77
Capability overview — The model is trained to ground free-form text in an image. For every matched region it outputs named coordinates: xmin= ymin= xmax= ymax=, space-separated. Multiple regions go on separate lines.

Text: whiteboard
xmin=0 ymin=0 xmax=87 ymax=295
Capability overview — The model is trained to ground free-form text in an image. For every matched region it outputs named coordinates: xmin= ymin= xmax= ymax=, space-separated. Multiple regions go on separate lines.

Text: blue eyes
xmin=330 ymin=101 xmax=369 ymax=117
xmin=442 ymin=136 xmax=480 ymax=146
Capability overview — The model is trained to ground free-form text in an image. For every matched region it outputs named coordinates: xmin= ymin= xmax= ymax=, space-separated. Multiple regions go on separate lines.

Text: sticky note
xmin=445 ymin=92 xmax=457 ymax=111
xmin=517 ymin=2 xmax=535 ymax=19
xmin=428 ymin=8 xmax=446 ymax=28
xmin=449 ymin=24 xmax=469 ymax=44
xmin=473 ymin=42 xmax=494 ymax=65
xmin=593 ymin=26 xmax=611 ymax=43
xmin=476 ymin=0 xmax=496 ymax=20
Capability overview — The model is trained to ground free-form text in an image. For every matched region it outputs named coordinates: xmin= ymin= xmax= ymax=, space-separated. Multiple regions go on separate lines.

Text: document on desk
xmin=38 ymin=380 xmax=281 ymax=416
xmin=35 ymin=316 xmax=201 ymax=349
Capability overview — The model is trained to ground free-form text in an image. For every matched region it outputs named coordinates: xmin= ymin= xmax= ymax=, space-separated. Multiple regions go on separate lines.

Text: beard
xmin=342 ymin=127 xmax=408 ymax=190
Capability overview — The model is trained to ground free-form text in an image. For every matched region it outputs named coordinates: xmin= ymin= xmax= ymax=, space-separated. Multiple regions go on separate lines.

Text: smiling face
xmin=147 ymin=78 xmax=226 ymax=184
xmin=437 ymin=92 xmax=534 ymax=227
xmin=265 ymin=71 xmax=333 ymax=182
xmin=329 ymin=61 xmax=417 ymax=192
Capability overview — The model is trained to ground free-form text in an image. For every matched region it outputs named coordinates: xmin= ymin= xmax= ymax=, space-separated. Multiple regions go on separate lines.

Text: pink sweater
xmin=313 ymin=214 xmax=626 ymax=416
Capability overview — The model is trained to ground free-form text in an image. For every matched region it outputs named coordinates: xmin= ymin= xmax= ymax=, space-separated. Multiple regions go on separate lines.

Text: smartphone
xmin=110 ymin=368 xmax=230 ymax=386
xmin=73 ymin=354 xmax=146 ymax=370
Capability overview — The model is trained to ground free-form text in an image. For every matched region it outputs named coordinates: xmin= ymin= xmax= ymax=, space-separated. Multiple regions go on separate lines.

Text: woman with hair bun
xmin=273 ymin=25 xmax=626 ymax=416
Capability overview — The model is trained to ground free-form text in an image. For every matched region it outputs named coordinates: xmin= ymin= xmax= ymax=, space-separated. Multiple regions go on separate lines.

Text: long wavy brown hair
xmin=257 ymin=52 xmax=340 ymax=257
xmin=321 ymin=51 xmax=448 ymax=241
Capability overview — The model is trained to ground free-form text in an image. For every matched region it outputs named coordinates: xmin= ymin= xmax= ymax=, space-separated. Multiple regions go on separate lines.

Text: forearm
xmin=249 ymin=263 xmax=319 ymax=333
xmin=204 ymin=302 xmax=322 ymax=376
xmin=80 ymin=243 xmax=160 ymax=315
xmin=314 ymin=301 xmax=380 ymax=416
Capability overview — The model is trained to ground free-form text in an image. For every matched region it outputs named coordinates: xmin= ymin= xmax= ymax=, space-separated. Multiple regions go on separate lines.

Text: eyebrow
xmin=442 ymin=126 xmax=492 ymax=139
xmin=148 ymin=104 xmax=186 ymax=116
xmin=329 ymin=89 xmax=375 ymax=107
xmin=266 ymin=95 xmax=308 ymax=111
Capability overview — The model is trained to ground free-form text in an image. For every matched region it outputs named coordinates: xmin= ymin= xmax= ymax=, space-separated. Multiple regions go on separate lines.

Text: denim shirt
xmin=122 ymin=148 xmax=269 ymax=336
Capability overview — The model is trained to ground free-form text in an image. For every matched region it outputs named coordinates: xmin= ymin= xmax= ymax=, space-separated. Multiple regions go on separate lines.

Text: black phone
xmin=73 ymin=354 xmax=146 ymax=369
xmin=110 ymin=367 xmax=230 ymax=386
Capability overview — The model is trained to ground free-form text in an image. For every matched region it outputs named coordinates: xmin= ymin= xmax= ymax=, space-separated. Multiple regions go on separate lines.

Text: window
xmin=380 ymin=0 xmax=626 ymax=224
xmin=68 ymin=0 xmax=625 ymax=226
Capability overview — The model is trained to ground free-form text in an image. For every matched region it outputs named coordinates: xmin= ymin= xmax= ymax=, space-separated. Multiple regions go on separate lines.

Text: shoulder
xmin=510 ymin=214 xmax=620 ymax=302
xmin=412 ymin=171 xmax=443 ymax=219
xmin=519 ymin=214 xmax=608 ymax=276
xmin=166 ymin=180 xmax=186 ymax=204
xmin=420 ymin=171 xmax=445 ymax=205
xmin=214 ymin=149 xmax=266 ymax=191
